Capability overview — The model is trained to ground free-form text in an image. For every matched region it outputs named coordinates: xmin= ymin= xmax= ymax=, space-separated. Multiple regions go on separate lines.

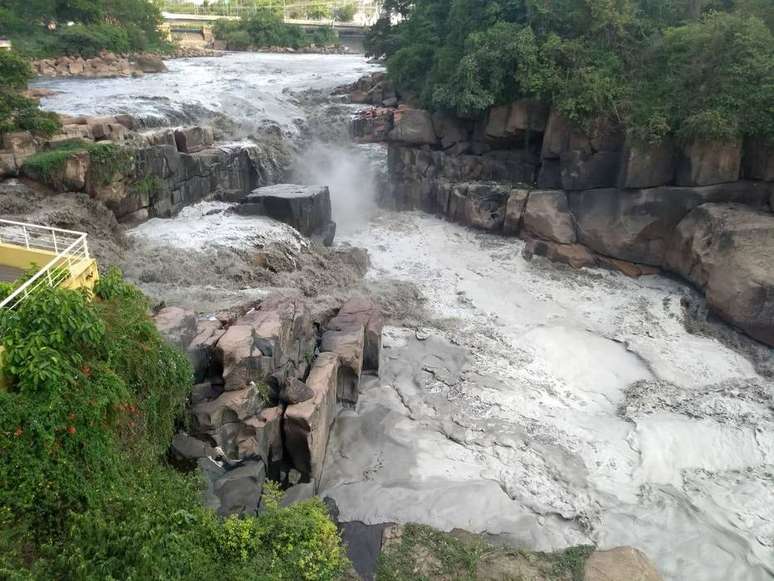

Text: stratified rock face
xmin=326 ymin=296 xmax=383 ymax=373
xmin=152 ymin=306 xmax=197 ymax=349
xmin=485 ymin=100 xmax=549 ymax=141
xmin=284 ymin=352 xmax=341 ymax=486
xmin=560 ymin=149 xmax=620 ymax=190
xmin=618 ymin=138 xmax=676 ymax=189
xmin=584 ymin=547 xmax=662 ymax=581
xmin=569 ymin=182 xmax=774 ymax=265
xmin=676 ymin=139 xmax=742 ymax=186
xmin=389 ymin=109 xmax=437 ymax=145
xmin=523 ymin=189 xmax=576 ymax=244
xmin=664 ymin=203 xmax=774 ymax=346
xmin=239 ymin=184 xmax=334 ymax=240
xmin=321 ymin=325 xmax=365 ymax=405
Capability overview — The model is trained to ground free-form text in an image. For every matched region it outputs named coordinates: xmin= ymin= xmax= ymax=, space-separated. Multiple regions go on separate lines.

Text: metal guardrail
xmin=0 ymin=219 xmax=91 ymax=310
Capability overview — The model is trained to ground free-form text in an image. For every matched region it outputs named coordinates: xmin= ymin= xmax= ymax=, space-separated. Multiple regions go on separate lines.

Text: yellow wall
xmin=0 ymin=242 xmax=57 ymax=270
xmin=0 ymin=244 xmax=99 ymax=391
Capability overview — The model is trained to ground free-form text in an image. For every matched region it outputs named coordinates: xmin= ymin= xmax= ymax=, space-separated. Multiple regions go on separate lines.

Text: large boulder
xmin=174 ymin=126 xmax=214 ymax=154
xmin=237 ymin=184 xmax=334 ymax=241
xmin=134 ymin=54 xmax=168 ymax=73
xmin=523 ymin=238 xmax=597 ymax=270
xmin=569 ymin=181 xmax=774 ymax=265
xmin=284 ymin=352 xmax=341 ymax=486
xmin=664 ymin=203 xmax=774 ymax=346
xmin=618 ymin=138 xmax=676 ymax=189
xmin=326 ymin=296 xmax=383 ymax=372
xmin=388 ymin=108 xmax=437 ymax=145
xmin=321 ymin=325 xmax=364 ymax=405
xmin=201 ymin=458 xmax=266 ymax=516
xmin=462 ymin=183 xmax=510 ymax=231
xmin=192 ymin=385 xmax=262 ymax=433
xmin=676 ymin=139 xmax=741 ymax=186
xmin=218 ymin=405 xmax=283 ymax=465
xmin=584 ymin=547 xmax=662 ymax=581
xmin=153 ymin=306 xmax=197 ymax=349
xmin=523 ymin=190 xmax=576 ymax=244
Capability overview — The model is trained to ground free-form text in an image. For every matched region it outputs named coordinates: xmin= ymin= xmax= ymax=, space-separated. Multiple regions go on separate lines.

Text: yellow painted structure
xmin=0 ymin=241 xmax=99 ymax=391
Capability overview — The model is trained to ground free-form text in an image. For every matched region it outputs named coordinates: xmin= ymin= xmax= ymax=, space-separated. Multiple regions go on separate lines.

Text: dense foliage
xmin=0 ymin=51 xmax=60 ymax=137
xmin=367 ymin=0 xmax=774 ymax=141
xmin=213 ymin=10 xmax=340 ymax=49
xmin=0 ymin=269 xmax=348 ymax=579
xmin=0 ymin=0 xmax=168 ymax=57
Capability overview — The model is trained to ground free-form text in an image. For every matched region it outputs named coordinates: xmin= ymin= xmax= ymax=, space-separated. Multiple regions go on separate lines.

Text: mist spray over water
xmin=291 ymin=140 xmax=387 ymax=236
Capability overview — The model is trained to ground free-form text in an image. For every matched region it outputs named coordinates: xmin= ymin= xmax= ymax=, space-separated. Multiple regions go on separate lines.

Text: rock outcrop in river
xmin=348 ymin=73 xmax=774 ymax=347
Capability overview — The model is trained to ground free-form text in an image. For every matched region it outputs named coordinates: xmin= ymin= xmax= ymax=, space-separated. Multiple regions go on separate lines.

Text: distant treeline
xmin=213 ymin=10 xmax=340 ymax=49
xmin=366 ymin=0 xmax=774 ymax=142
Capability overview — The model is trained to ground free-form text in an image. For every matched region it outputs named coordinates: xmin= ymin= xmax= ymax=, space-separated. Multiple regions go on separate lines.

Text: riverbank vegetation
xmin=366 ymin=0 xmax=774 ymax=142
xmin=0 ymin=270 xmax=348 ymax=579
xmin=214 ymin=11 xmax=340 ymax=49
xmin=0 ymin=0 xmax=169 ymax=58
xmin=0 ymin=51 xmax=60 ymax=137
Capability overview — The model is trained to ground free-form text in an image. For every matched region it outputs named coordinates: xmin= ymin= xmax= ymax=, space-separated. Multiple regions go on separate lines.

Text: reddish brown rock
xmin=321 ymin=326 xmax=364 ymax=405
xmin=284 ymin=352 xmax=341 ymax=485
xmin=327 ymin=296 xmax=383 ymax=372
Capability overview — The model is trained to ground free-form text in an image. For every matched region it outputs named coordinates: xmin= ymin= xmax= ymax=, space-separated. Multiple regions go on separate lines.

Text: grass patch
xmin=376 ymin=524 xmax=595 ymax=581
xmin=22 ymin=140 xmax=134 ymax=186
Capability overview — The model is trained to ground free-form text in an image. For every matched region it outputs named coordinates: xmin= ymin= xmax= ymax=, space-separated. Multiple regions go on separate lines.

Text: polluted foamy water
xmin=327 ymin=211 xmax=774 ymax=581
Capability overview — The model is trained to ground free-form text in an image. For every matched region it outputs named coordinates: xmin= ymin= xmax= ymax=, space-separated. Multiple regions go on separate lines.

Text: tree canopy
xmin=366 ymin=0 xmax=774 ymax=141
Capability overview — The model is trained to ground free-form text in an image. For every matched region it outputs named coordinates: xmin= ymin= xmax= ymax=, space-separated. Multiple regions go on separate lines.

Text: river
xmin=35 ymin=53 xmax=774 ymax=581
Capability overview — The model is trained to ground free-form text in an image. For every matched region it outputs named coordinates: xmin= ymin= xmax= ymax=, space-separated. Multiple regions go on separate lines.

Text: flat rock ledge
xmin=235 ymin=184 xmax=337 ymax=246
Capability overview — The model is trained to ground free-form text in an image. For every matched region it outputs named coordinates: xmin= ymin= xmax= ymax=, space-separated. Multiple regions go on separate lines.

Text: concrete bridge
xmin=162 ymin=11 xmax=370 ymax=51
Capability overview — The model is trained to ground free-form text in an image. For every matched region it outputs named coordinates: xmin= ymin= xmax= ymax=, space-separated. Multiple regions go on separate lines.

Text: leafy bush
xmin=22 ymin=140 xmax=134 ymax=186
xmin=371 ymin=0 xmax=774 ymax=141
xmin=0 ymin=51 xmax=61 ymax=137
xmin=213 ymin=12 xmax=339 ymax=49
xmin=0 ymin=268 xmax=347 ymax=578
xmin=57 ymin=23 xmax=131 ymax=57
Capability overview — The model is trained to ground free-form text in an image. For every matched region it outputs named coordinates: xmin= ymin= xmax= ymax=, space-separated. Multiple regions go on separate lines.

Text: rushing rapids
xmin=33 ymin=53 xmax=774 ymax=581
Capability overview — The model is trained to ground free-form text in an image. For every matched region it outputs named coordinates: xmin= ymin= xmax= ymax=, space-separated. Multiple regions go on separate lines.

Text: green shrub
xmin=22 ymin=141 xmax=134 ymax=186
xmin=57 ymin=23 xmax=131 ymax=58
xmin=0 ymin=51 xmax=61 ymax=138
xmin=0 ymin=50 xmax=32 ymax=91
xmin=371 ymin=0 xmax=774 ymax=141
xmin=0 ymin=268 xmax=348 ymax=579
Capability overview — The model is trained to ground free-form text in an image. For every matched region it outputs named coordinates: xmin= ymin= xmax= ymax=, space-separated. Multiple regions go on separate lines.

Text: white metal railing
xmin=0 ymin=220 xmax=91 ymax=311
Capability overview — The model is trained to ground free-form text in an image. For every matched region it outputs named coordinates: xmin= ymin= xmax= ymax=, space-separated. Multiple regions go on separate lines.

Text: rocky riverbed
xmin=12 ymin=53 xmax=774 ymax=580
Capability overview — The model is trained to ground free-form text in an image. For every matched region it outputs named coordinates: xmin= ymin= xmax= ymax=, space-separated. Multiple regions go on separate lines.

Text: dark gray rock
xmin=213 ymin=459 xmax=266 ymax=516
xmin=239 ymin=184 xmax=333 ymax=239
xmin=171 ymin=432 xmax=215 ymax=462
xmin=280 ymin=482 xmax=315 ymax=507
xmin=502 ymin=189 xmax=529 ymax=236
xmin=743 ymin=137 xmax=774 ymax=182
xmin=560 ymin=150 xmax=620 ymax=190
xmin=462 ymin=182 xmax=510 ymax=231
